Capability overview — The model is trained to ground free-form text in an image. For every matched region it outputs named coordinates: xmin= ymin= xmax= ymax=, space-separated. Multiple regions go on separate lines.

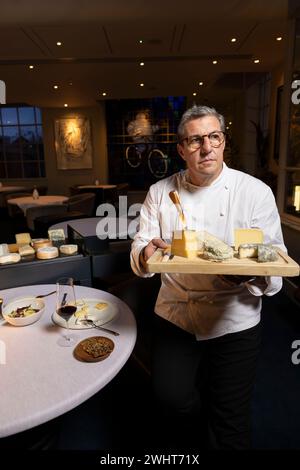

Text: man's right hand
xmin=140 ymin=238 xmax=168 ymax=266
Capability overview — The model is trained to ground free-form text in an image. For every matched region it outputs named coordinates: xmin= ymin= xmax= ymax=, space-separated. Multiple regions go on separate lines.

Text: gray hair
xmin=177 ymin=105 xmax=225 ymax=141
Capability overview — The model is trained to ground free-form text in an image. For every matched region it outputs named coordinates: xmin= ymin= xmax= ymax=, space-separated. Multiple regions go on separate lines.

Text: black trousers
xmin=151 ymin=315 xmax=262 ymax=450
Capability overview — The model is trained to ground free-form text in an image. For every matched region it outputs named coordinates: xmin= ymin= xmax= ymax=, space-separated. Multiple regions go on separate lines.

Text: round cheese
xmin=59 ymin=244 xmax=78 ymax=255
xmin=0 ymin=253 xmax=21 ymax=264
xmin=36 ymin=246 xmax=59 ymax=260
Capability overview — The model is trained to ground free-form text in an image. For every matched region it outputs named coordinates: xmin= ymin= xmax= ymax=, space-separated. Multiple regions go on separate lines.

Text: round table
xmin=0 ymin=284 xmax=136 ymax=438
xmin=7 ymin=195 xmax=68 ymax=215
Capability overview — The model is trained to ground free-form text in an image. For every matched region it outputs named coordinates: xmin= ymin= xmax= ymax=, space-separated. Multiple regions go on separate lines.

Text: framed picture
xmin=55 ymin=117 xmax=93 ymax=169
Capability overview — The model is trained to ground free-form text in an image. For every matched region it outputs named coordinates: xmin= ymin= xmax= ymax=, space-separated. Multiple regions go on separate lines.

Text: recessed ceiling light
xmin=56 ymin=41 xmax=62 ymax=46
xmin=140 ymin=83 xmax=144 ymax=87
xmin=199 ymin=81 xmax=204 ymax=86
xmin=213 ymin=60 xmax=218 ymax=65
xmin=140 ymin=62 xmax=145 ymax=66
xmin=64 ymin=103 xmax=68 ymax=107
xmin=53 ymin=85 xmax=58 ymax=89
xmin=231 ymin=38 xmax=237 ymax=42
xmin=193 ymin=92 xmax=197 ymax=96
xmin=254 ymin=59 xmax=260 ymax=64
xmin=276 ymin=36 xmax=282 ymax=41
xmin=139 ymin=40 xmax=143 ymax=44
xmin=29 ymin=65 xmax=34 ymax=69
xmin=102 ymin=92 xmax=107 ymax=96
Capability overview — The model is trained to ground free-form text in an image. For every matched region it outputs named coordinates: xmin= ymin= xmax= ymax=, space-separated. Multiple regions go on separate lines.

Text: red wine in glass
xmin=56 ymin=278 xmax=77 ymax=347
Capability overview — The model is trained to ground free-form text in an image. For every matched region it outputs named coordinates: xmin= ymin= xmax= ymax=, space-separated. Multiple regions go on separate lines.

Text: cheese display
xmin=234 ymin=228 xmax=263 ymax=250
xmin=36 ymin=246 xmax=59 ymax=260
xmin=18 ymin=244 xmax=35 ymax=256
xmin=15 ymin=232 xmax=31 ymax=246
xmin=171 ymin=230 xmax=198 ymax=258
xmin=59 ymin=244 xmax=78 ymax=255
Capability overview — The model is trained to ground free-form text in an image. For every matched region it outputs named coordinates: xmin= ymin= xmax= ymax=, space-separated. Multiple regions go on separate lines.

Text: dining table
xmin=7 ymin=195 xmax=69 ymax=215
xmin=0 ymin=283 xmax=137 ymax=439
xmin=0 ymin=185 xmax=27 ymax=207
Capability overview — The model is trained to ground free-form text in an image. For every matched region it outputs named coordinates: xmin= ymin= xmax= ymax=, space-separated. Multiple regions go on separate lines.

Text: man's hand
xmin=140 ymin=238 xmax=168 ymax=267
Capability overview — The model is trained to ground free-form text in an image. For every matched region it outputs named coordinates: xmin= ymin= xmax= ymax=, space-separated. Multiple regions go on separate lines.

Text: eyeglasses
xmin=180 ymin=131 xmax=225 ymax=150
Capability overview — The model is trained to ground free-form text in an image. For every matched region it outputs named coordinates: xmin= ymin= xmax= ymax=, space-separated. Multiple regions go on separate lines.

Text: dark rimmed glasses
xmin=179 ymin=131 xmax=225 ymax=150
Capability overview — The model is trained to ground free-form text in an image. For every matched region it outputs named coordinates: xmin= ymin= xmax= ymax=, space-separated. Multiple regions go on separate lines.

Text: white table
xmin=7 ymin=195 xmax=68 ymax=215
xmin=0 ymin=284 xmax=136 ymax=438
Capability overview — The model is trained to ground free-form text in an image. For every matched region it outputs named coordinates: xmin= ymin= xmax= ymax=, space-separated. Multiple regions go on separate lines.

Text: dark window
xmin=0 ymin=106 xmax=45 ymax=178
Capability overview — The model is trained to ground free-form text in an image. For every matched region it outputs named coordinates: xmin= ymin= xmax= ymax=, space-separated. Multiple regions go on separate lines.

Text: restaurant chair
xmin=5 ymin=192 xmax=32 ymax=217
xmin=26 ymin=204 xmax=68 ymax=232
xmin=65 ymin=192 xmax=96 ymax=216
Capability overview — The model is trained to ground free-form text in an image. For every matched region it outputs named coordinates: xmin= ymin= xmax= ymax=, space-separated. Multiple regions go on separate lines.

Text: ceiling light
xmin=139 ymin=83 xmax=144 ymax=87
xmin=213 ymin=60 xmax=218 ymax=65
xmin=254 ymin=59 xmax=260 ymax=64
xmin=53 ymin=85 xmax=58 ymax=89
xmin=229 ymin=121 xmax=232 ymax=125
xmin=102 ymin=92 xmax=107 ymax=96
xmin=64 ymin=103 xmax=68 ymax=107
xmin=139 ymin=40 xmax=143 ymax=44
xmin=56 ymin=41 xmax=62 ymax=46
xmin=193 ymin=92 xmax=197 ymax=96
xmin=140 ymin=62 xmax=145 ymax=66
xmin=226 ymin=126 xmax=229 ymax=130
xmin=29 ymin=65 xmax=34 ymax=69
xmin=276 ymin=36 xmax=282 ymax=41
xmin=231 ymin=38 xmax=237 ymax=42
xmin=199 ymin=81 xmax=204 ymax=86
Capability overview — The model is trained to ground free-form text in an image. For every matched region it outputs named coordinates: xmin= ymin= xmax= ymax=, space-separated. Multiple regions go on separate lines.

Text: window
xmin=0 ymin=106 xmax=45 ymax=178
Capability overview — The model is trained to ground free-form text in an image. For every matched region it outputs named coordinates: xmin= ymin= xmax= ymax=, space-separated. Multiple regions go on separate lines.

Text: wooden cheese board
xmin=147 ymin=248 xmax=300 ymax=277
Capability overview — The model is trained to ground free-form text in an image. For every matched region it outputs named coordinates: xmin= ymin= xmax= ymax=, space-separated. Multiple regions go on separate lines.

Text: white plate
xmin=52 ymin=297 xmax=118 ymax=330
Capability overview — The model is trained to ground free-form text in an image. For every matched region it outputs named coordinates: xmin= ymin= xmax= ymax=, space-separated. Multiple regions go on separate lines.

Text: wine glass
xmin=56 ymin=277 xmax=77 ymax=347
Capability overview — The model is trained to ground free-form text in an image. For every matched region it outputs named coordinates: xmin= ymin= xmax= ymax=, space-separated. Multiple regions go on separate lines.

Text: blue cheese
xmin=203 ymin=238 xmax=233 ymax=261
xmin=257 ymin=244 xmax=278 ymax=263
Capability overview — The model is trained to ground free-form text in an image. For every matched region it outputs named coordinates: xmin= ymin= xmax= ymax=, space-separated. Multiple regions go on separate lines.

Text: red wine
xmin=57 ymin=305 xmax=77 ymax=321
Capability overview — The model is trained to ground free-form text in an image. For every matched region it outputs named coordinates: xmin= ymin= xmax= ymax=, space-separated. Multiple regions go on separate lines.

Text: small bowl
xmin=2 ymin=297 xmax=45 ymax=326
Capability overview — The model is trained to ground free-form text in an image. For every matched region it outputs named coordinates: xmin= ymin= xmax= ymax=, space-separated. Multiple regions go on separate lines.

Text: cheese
xmin=31 ymin=238 xmax=52 ymax=250
xmin=0 ymin=253 xmax=21 ymax=264
xmin=0 ymin=244 xmax=9 ymax=256
xmin=18 ymin=244 xmax=35 ymax=256
xmin=234 ymin=228 xmax=263 ymax=250
xmin=48 ymin=229 xmax=66 ymax=242
xmin=59 ymin=244 xmax=78 ymax=255
xmin=238 ymin=244 xmax=259 ymax=259
xmin=15 ymin=232 xmax=31 ymax=246
xmin=203 ymin=238 xmax=233 ymax=260
xmin=171 ymin=230 xmax=198 ymax=258
xmin=36 ymin=246 xmax=59 ymax=259
xmin=257 ymin=244 xmax=278 ymax=263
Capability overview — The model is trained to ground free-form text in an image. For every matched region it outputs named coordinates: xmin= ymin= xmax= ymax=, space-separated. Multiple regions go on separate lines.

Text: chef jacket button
xmin=220 ymin=212 xmax=224 ymax=216
xmin=225 ymin=185 xmax=229 ymax=190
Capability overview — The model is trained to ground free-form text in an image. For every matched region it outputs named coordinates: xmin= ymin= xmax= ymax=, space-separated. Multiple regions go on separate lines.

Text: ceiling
xmin=0 ymin=0 xmax=289 ymax=110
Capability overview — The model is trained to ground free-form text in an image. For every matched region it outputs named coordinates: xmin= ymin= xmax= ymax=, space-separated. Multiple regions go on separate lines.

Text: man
xmin=130 ymin=105 xmax=286 ymax=449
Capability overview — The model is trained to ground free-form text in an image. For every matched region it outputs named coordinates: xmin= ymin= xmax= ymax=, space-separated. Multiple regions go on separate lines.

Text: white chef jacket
xmin=130 ymin=163 xmax=286 ymax=340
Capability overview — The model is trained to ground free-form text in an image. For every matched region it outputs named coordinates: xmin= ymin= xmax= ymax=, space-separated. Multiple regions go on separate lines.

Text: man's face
xmin=177 ymin=115 xmax=225 ymax=185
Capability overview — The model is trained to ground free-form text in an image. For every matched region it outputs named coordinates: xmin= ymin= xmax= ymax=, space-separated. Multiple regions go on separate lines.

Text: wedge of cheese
xmin=203 ymin=237 xmax=233 ymax=260
xmin=234 ymin=228 xmax=263 ymax=251
xmin=15 ymin=232 xmax=31 ymax=246
xmin=171 ymin=230 xmax=198 ymax=258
